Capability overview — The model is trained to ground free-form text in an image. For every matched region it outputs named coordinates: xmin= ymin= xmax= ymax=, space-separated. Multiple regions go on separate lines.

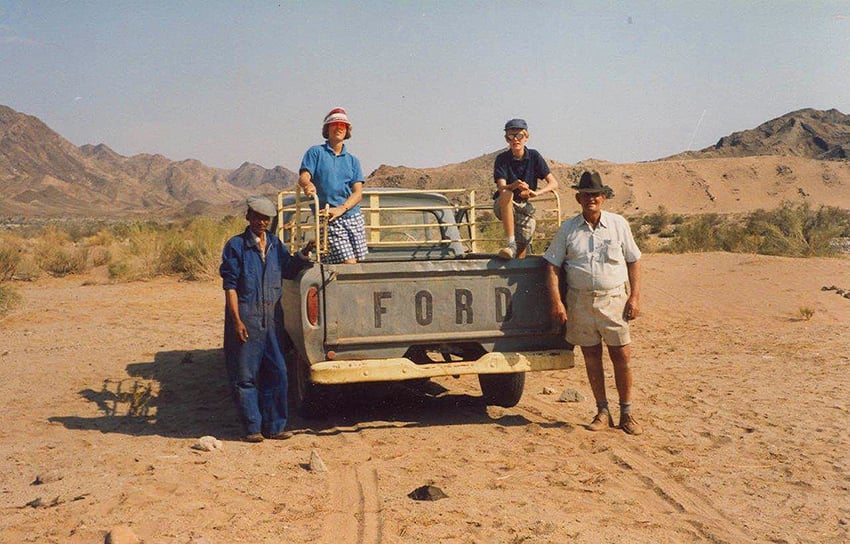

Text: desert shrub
xmin=745 ymin=202 xmax=849 ymax=257
xmin=797 ymin=306 xmax=815 ymax=321
xmin=643 ymin=206 xmax=672 ymax=234
xmin=652 ymin=203 xmax=850 ymax=256
xmin=107 ymin=261 xmax=133 ymax=281
xmin=0 ymin=241 xmax=21 ymax=282
xmin=38 ymin=225 xmax=72 ymax=246
xmin=34 ymin=245 xmax=90 ymax=277
xmin=88 ymin=246 xmax=112 ymax=267
xmin=663 ymin=214 xmax=725 ymax=253
xmin=63 ymin=220 xmax=110 ymax=242
xmin=160 ymin=216 xmax=233 ymax=280
xmin=0 ymin=284 xmax=21 ymax=315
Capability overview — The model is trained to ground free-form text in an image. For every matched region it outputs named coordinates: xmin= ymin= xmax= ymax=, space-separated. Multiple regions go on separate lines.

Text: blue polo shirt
xmin=299 ymin=142 xmax=364 ymax=215
xmin=493 ymin=147 xmax=551 ymax=201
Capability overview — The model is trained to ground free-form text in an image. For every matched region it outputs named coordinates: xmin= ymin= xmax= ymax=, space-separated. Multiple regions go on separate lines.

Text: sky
xmin=1 ymin=1 xmax=849 ymax=175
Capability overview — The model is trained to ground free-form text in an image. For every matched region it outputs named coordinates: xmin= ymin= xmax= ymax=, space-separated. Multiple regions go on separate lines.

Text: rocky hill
xmin=0 ymin=104 xmax=297 ymax=218
xmin=2 ymin=104 xmax=849 ymax=220
xmin=666 ymin=108 xmax=850 ymax=160
xmin=367 ymin=108 xmax=850 ymax=216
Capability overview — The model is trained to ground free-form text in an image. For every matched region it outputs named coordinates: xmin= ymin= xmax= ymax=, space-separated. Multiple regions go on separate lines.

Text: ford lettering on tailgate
xmin=322 ymin=260 xmax=554 ymax=345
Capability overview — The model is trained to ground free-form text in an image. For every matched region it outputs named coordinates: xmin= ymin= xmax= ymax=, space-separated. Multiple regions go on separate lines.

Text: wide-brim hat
xmin=571 ymin=171 xmax=611 ymax=195
xmin=247 ymin=195 xmax=277 ymax=218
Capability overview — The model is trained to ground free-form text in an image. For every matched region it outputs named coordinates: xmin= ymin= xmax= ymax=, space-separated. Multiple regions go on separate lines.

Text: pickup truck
xmin=277 ymin=188 xmax=574 ymax=415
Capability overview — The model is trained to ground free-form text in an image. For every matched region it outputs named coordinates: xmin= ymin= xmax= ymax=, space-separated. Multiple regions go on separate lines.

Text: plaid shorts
xmin=493 ymin=199 xmax=537 ymax=246
xmin=324 ymin=212 xmax=368 ymax=263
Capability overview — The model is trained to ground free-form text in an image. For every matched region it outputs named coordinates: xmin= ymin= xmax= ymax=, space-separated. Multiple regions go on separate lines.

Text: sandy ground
xmin=0 ymin=252 xmax=848 ymax=544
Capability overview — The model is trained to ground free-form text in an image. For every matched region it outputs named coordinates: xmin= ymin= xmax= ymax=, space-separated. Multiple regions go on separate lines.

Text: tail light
xmin=306 ymin=285 xmax=320 ymax=326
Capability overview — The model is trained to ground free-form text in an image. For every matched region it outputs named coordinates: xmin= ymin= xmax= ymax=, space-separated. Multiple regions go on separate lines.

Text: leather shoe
xmin=619 ymin=413 xmax=643 ymax=435
xmin=586 ymin=410 xmax=614 ymax=431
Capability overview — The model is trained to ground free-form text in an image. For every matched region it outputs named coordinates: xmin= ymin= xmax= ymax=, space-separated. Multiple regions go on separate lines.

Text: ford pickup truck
xmin=277 ymin=188 xmax=574 ymax=415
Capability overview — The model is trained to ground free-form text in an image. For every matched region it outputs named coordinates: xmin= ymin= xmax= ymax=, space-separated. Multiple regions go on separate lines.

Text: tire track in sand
xmin=320 ymin=432 xmax=383 ymax=544
xmin=515 ymin=396 xmax=755 ymax=543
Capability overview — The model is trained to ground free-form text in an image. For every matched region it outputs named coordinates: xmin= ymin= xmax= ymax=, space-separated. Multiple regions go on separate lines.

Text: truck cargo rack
xmin=277 ymin=187 xmax=562 ymax=263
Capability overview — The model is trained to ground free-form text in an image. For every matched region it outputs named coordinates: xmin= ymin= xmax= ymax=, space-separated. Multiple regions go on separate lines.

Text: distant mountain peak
xmin=667 ymin=108 xmax=850 ymax=160
xmin=0 ymin=103 xmax=297 ymax=217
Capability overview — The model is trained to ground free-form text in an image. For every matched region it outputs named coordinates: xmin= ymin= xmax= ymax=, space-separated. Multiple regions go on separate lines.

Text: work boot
xmin=267 ymin=430 xmax=293 ymax=440
xmin=586 ymin=410 xmax=613 ymax=431
xmin=619 ymin=413 xmax=643 ymax=435
xmin=244 ymin=433 xmax=264 ymax=443
xmin=498 ymin=242 xmax=517 ymax=260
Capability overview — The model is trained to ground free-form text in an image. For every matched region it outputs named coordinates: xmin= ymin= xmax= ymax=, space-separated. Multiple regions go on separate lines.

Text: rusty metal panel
xmin=322 ymin=257 xmax=560 ymax=349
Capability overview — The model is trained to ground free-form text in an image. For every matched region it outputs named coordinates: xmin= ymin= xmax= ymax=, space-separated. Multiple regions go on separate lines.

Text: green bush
xmin=160 ymin=216 xmax=232 ymax=280
xmin=745 ymin=202 xmax=849 ymax=257
xmin=654 ymin=202 xmax=850 ymax=257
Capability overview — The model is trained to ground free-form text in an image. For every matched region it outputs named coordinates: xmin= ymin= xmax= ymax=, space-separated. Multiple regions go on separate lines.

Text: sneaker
xmin=244 ymin=433 xmax=264 ymax=443
xmin=267 ymin=430 xmax=293 ymax=440
xmin=619 ymin=413 xmax=643 ymax=435
xmin=586 ymin=410 xmax=613 ymax=431
xmin=498 ymin=243 xmax=517 ymax=260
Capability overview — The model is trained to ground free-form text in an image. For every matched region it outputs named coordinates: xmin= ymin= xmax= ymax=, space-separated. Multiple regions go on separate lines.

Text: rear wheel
xmin=478 ymin=372 xmax=526 ymax=407
xmin=286 ymin=349 xmax=330 ymax=419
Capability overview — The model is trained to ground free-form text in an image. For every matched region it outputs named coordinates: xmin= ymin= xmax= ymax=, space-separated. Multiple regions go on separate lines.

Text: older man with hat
xmin=493 ymin=117 xmax=560 ymax=259
xmin=542 ymin=171 xmax=644 ymax=435
xmin=298 ymin=107 xmax=367 ymax=264
xmin=220 ymin=196 xmax=313 ymax=442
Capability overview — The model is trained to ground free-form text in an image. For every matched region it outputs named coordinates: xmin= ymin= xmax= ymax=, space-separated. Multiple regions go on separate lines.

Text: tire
xmin=286 ymin=348 xmax=329 ymax=419
xmin=478 ymin=372 xmax=526 ymax=407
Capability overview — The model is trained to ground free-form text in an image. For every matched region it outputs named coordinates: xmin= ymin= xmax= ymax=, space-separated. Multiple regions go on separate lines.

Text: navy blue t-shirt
xmin=493 ymin=147 xmax=551 ymax=201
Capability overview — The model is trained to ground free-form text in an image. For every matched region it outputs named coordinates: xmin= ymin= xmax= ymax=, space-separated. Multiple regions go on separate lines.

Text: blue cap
xmin=504 ymin=118 xmax=528 ymax=131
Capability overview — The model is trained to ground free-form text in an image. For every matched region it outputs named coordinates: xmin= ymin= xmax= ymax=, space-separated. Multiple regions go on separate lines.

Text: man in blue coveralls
xmin=220 ymin=196 xmax=313 ymax=442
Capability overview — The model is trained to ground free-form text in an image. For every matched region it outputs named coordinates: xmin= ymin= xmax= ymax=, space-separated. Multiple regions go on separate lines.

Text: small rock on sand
xmin=105 ymin=525 xmax=140 ymax=544
xmin=191 ymin=436 xmax=223 ymax=452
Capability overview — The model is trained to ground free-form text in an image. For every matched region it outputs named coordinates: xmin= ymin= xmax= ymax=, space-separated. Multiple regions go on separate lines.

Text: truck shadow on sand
xmin=49 ymin=349 xmax=541 ymax=440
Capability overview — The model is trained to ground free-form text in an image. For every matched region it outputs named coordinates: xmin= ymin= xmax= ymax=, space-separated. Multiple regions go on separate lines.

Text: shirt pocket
xmin=604 ymin=240 xmax=623 ymax=264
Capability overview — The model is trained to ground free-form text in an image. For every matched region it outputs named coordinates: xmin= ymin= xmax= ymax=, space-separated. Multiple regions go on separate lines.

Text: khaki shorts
xmin=565 ymin=284 xmax=631 ymax=347
xmin=493 ymin=199 xmax=536 ymax=246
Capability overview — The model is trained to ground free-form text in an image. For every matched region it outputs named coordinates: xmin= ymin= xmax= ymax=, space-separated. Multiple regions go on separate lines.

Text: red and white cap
xmin=323 ymin=107 xmax=351 ymax=127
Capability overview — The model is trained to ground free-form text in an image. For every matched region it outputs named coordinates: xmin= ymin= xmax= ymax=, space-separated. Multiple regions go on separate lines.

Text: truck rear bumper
xmin=309 ymin=350 xmax=574 ymax=384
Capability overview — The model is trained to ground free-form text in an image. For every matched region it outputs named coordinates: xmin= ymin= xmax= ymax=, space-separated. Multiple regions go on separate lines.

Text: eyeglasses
xmin=505 ymin=132 xmax=527 ymax=141
xmin=580 ymin=192 xmax=604 ymax=199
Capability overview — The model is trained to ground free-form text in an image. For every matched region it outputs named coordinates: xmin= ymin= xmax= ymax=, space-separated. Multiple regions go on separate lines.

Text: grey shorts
xmin=565 ymin=284 xmax=631 ymax=347
xmin=493 ymin=199 xmax=536 ymax=246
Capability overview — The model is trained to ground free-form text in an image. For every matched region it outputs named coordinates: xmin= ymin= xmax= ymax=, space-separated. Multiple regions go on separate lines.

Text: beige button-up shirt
xmin=543 ymin=210 xmax=641 ymax=291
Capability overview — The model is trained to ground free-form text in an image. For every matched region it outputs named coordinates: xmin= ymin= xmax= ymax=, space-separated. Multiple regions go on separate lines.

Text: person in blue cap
xmin=220 ymin=196 xmax=313 ymax=442
xmin=493 ymin=118 xmax=560 ymax=259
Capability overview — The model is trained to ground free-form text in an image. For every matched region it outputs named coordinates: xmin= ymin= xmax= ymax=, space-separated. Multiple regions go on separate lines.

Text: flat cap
xmin=247 ymin=195 xmax=277 ymax=218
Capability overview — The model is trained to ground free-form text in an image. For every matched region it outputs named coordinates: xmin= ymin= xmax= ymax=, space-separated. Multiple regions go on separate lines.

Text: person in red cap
xmin=493 ymin=118 xmax=560 ymax=259
xmin=298 ymin=107 xmax=367 ymax=264
xmin=543 ymin=171 xmax=643 ymax=435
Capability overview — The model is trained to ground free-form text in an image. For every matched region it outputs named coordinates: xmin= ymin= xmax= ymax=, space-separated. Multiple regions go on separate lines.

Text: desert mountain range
xmin=1 ymin=104 xmax=849 ymax=219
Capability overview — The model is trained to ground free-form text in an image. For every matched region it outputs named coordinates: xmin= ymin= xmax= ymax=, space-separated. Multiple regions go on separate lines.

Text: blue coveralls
xmin=220 ymin=228 xmax=308 ymax=436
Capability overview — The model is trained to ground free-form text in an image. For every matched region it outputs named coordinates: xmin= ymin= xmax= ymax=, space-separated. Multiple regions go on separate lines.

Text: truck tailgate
xmin=322 ymin=257 xmax=567 ymax=354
